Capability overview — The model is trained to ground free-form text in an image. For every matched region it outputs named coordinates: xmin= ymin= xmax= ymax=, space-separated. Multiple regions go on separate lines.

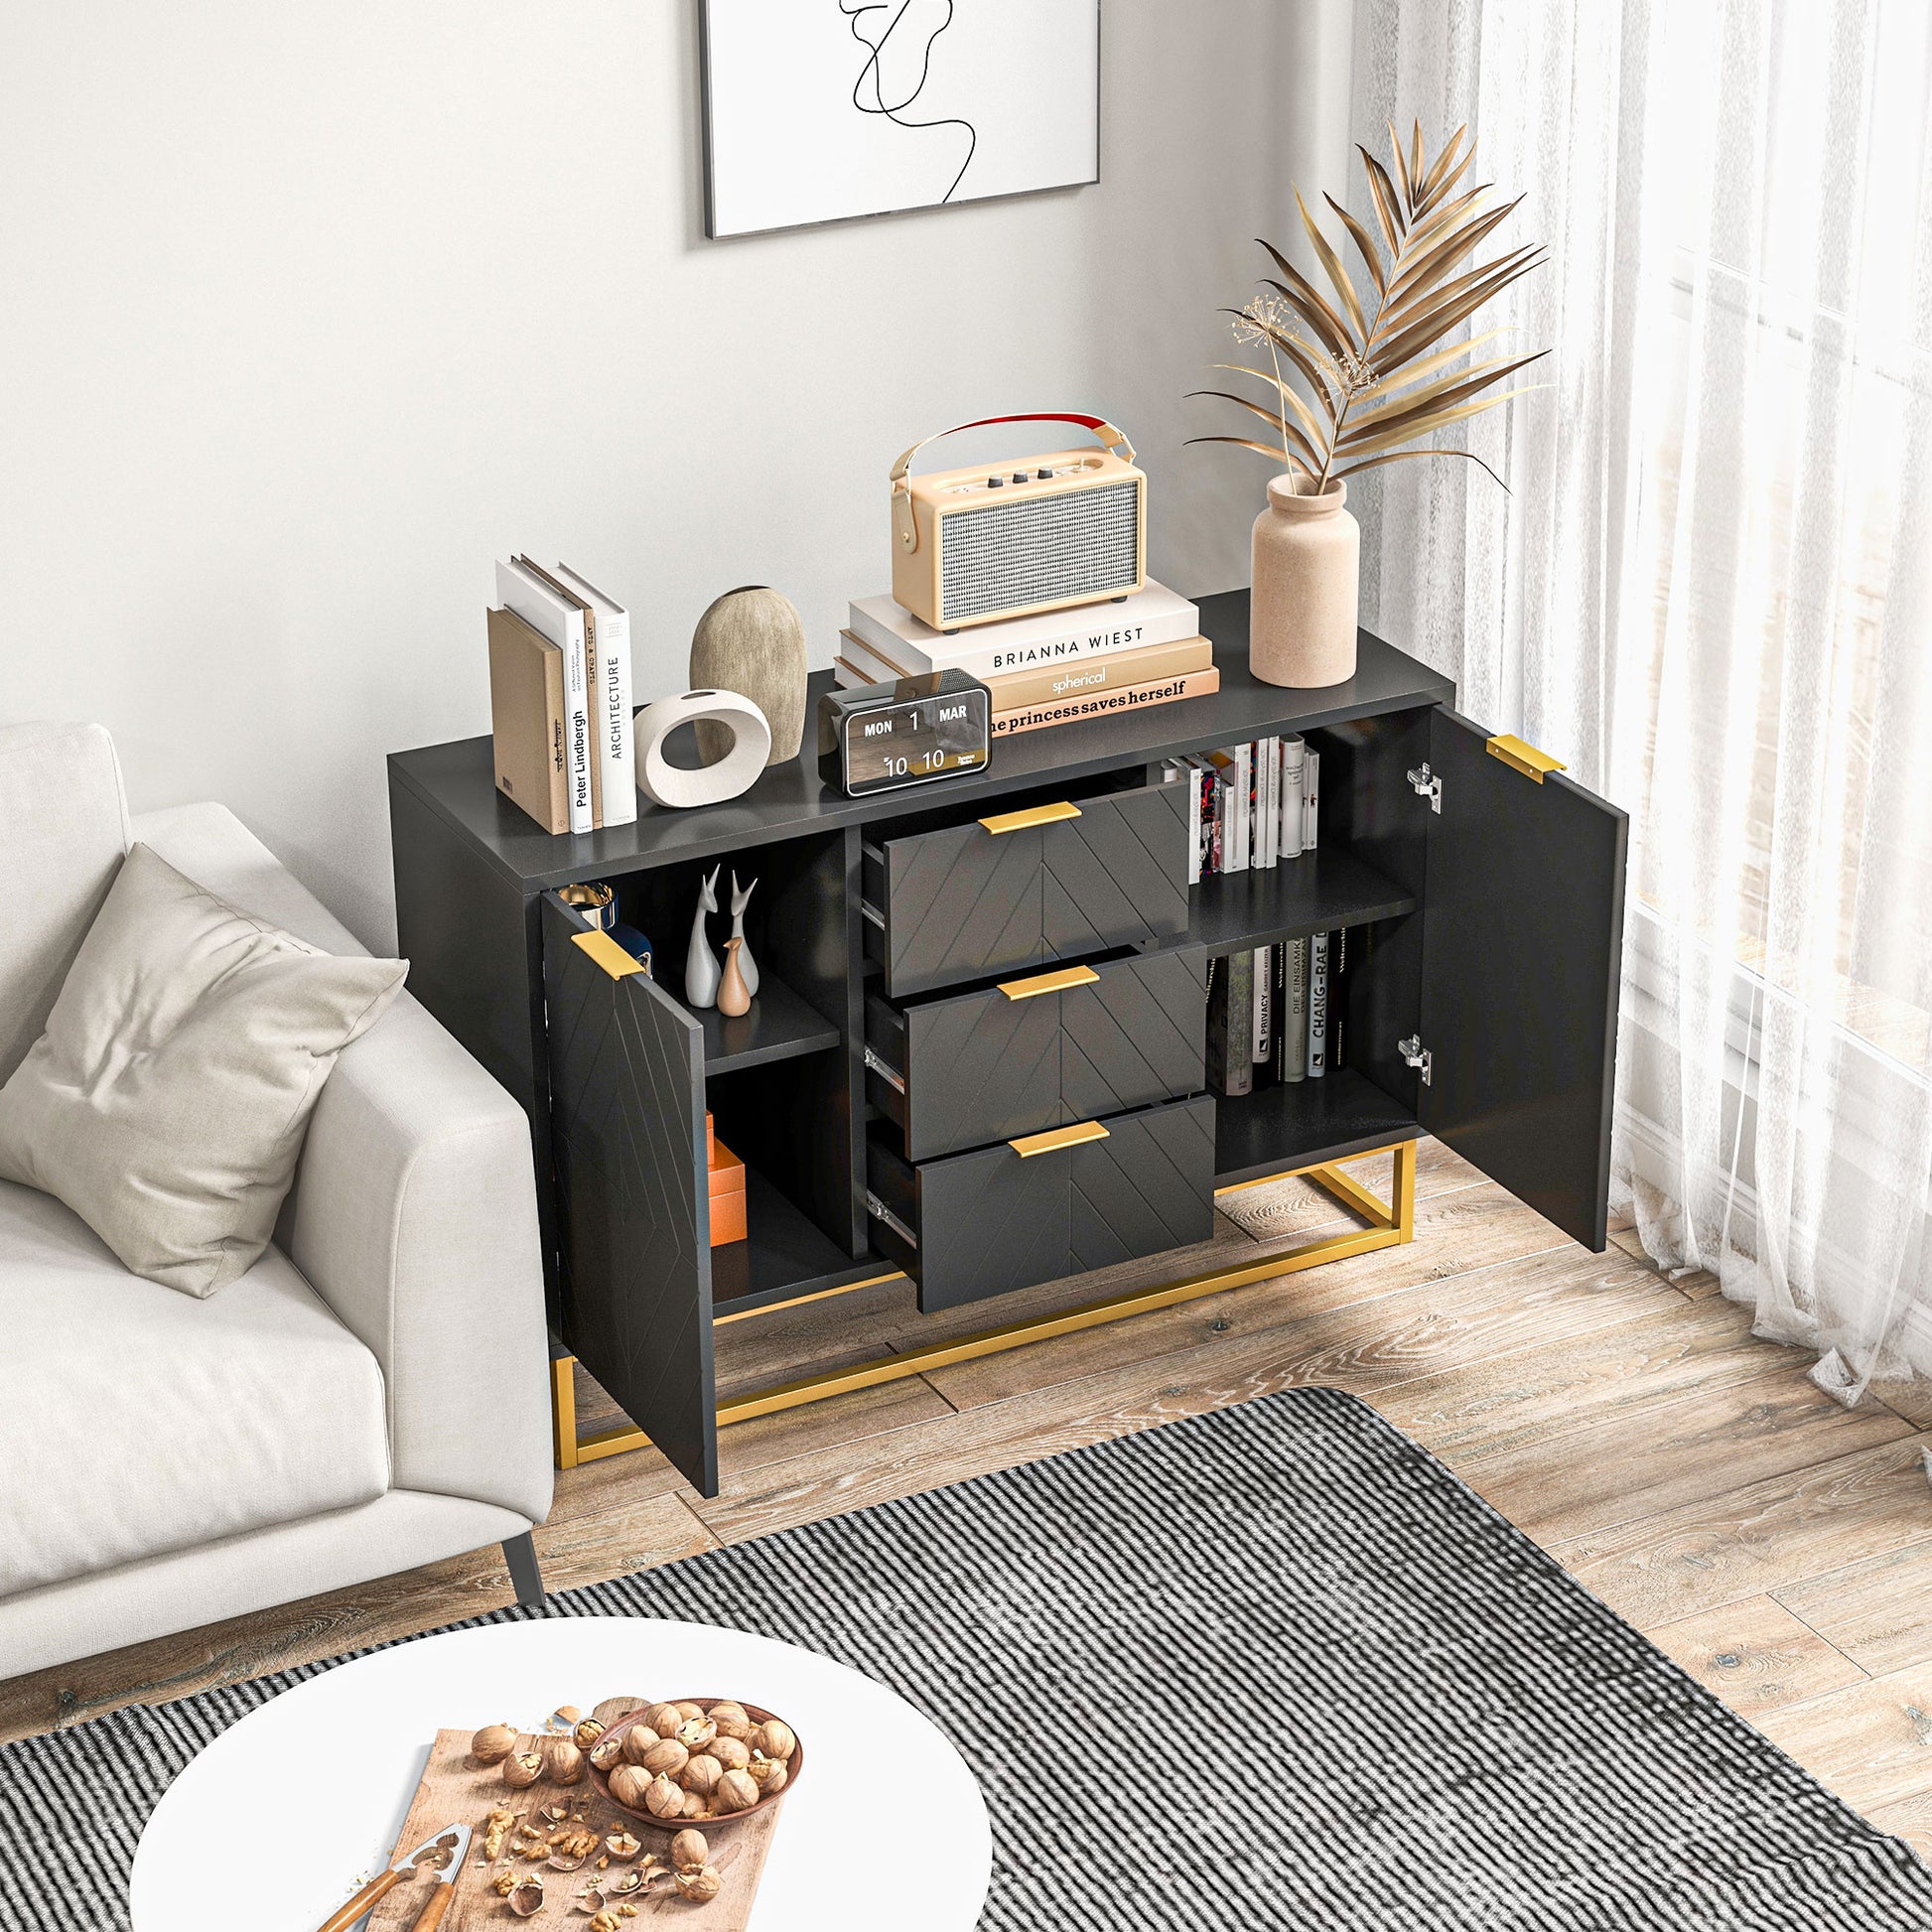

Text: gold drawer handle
xmin=1010 ymin=1120 xmax=1110 ymax=1158
xmin=979 ymin=800 xmax=1082 ymax=835
xmin=1486 ymin=734 xmax=1566 ymax=783
xmin=998 ymin=964 xmax=1100 ymax=1001
xmin=572 ymin=929 xmax=645 ymax=981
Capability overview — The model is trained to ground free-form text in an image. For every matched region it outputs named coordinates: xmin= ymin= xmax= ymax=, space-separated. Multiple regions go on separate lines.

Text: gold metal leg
xmin=552 ymin=1138 xmax=1422 ymax=1468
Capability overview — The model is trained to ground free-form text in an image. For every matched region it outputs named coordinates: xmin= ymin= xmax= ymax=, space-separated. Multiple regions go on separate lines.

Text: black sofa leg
xmin=503 ymin=1532 xmax=546 ymax=1608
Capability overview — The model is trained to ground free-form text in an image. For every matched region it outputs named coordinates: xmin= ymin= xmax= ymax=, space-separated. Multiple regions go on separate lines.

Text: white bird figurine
xmin=729 ymin=872 xmax=759 ymax=998
xmin=686 ymin=865 xmax=722 ymax=1009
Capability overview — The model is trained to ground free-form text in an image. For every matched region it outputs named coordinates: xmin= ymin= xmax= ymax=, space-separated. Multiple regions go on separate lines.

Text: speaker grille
xmin=938 ymin=479 xmax=1141 ymax=624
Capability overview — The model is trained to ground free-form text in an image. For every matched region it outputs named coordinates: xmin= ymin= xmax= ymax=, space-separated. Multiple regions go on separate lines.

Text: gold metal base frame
xmin=551 ymin=1139 xmax=1418 ymax=1471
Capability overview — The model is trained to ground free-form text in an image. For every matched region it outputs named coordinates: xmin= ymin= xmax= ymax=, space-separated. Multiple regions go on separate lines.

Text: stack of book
xmin=1206 ymin=929 xmax=1349 ymax=1099
xmin=488 ymin=557 xmax=635 ymax=834
xmin=835 ymin=581 xmax=1217 ymax=737
xmin=1161 ymin=735 xmax=1319 ymax=885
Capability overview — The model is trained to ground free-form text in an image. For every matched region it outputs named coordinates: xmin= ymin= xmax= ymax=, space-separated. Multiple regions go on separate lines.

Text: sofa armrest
xmin=132 ymin=802 xmax=554 ymax=1526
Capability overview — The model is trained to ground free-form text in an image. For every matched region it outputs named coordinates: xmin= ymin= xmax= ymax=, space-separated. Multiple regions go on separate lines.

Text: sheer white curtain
xmin=1349 ymin=0 xmax=1932 ymax=1400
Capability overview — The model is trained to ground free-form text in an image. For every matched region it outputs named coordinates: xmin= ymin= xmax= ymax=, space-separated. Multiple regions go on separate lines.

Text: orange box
xmin=708 ymin=1129 xmax=747 ymax=1247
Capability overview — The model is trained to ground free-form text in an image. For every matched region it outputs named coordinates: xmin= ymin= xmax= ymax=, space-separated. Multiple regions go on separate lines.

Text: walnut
xmin=605 ymin=1830 xmax=641 ymax=1861
xmin=752 ymin=1719 xmax=795 ymax=1762
xmin=639 ymin=1738 xmax=689 ymax=1779
xmin=748 ymin=1755 xmax=787 ymax=1795
xmin=488 ymin=1869 xmax=519 ymax=1898
xmin=471 ymin=1723 xmax=519 ymax=1766
xmin=674 ymin=1716 xmax=718 ymax=1752
xmin=703 ymin=1701 xmax=752 ymax=1737
xmin=620 ymin=1724 xmax=662 ymax=1766
xmin=675 ymin=1865 xmax=723 ymax=1904
xmin=545 ymin=1737 xmax=587 ymax=1786
xmin=669 ymin=1829 xmax=709 ymax=1871
xmin=644 ymin=1703 xmax=685 ymax=1737
xmin=574 ymin=1717 xmax=607 ymax=1751
xmin=673 ymin=1702 xmax=705 ymax=1723
xmin=501 ymin=1747 xmax=544 ymax=1790
xmin=607 ymin=1764 xmax=653 ymax=1812
xmin=713 ymin=1768 xmax=759 ymax=1814
xmin=482 ymin=1807 xmax=517 ymax=1860
xmin=707 ymin=1734 xmax=750 ymax=1773
xmin=643 ymin=1772 xmax=686 ymax=1819
xmin=681 ymin=1788 xmax=710 ymax=1819
xmin=591 ymin=1732 xmax=628 ymax=1770
xmin=590 ymin=1912 xmax=621 ymax=1932
xmin=677 ymin=1753 xmax=722 ymax=1796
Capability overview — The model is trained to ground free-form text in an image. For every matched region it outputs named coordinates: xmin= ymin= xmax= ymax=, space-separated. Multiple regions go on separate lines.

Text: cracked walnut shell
xmin=675 ymin=1865 xmax=723 ymax=1904
xmin=501 ymin=1747 xmax=544 ymax=1790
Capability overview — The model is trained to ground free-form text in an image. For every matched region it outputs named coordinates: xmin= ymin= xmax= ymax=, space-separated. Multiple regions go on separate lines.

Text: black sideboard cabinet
xmin=389 ymin=591 xmax=1627 ymax=1496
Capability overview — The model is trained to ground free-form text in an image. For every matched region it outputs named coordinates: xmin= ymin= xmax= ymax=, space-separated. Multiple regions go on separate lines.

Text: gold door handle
xmin=978 ymin=800 xmax=1083 ymax=834
xmin=997 ymin=964 xmax=1100 ymax=1001
xmin=1486 ymin=734 xmax=1566 ymax=782
xmin=1009 ymin=1120 xmax=1110 ymax=1158
xmin=572 ymin=929 xmax=646 ymax=980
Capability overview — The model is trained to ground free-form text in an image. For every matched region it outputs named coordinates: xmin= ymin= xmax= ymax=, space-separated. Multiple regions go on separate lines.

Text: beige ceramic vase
xmin=1250 ymin=475 xmax=1359 ymax=687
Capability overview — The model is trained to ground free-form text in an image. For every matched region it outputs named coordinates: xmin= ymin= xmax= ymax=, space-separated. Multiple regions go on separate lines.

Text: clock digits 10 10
xmin=817 ymin=670 xmax=993 ymax=798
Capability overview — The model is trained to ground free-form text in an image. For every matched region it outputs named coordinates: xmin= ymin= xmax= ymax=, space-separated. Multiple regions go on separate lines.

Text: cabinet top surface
xmin=389 ymin=589 xmax=1454 ymax=890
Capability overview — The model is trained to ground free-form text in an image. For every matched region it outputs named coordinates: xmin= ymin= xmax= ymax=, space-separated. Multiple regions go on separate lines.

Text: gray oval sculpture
xmin=690 ymin=586 xmax=807 ymax=767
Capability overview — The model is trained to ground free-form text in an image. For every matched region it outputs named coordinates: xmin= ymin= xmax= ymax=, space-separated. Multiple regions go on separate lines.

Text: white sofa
xmin=0 ymin=722 xmax=554 ymax=1682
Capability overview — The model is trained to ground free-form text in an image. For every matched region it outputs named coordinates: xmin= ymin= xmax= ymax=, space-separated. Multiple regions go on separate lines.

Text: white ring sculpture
xmin=633 ymin=689 xmax=772 ymax=809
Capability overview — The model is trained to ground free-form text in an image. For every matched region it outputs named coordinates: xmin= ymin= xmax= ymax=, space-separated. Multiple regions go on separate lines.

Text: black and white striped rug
xmin=6 ymin=1388 xmax=1930 ymax=1930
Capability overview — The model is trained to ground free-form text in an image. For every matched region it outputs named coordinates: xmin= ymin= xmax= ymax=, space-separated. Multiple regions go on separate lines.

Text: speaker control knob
xmin=1011 ymin=472 xmax=1028 ymax=484
xmin=987 ymin=476 xmax=1003 ymax=487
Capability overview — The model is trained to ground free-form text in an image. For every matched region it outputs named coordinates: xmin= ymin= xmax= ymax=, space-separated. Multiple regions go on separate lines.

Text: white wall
xmin=0 ymin=2 xmax=1352 ymax=947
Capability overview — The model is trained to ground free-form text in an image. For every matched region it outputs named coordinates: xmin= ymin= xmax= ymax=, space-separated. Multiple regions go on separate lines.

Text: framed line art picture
xmin=701 ymin=0 xmax=1101 ymax=239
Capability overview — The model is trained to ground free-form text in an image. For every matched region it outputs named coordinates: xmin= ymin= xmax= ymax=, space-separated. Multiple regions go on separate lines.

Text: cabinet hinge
xmin=865 ymin=1190 xmax=919 ymax=1248
xmin=862 ymin=1044 xmax=906 ymax=1093
xmin=1398 ymin=1034 xmax=1433 ymax=1086
xmin=1407 ymin=762 xmax=1443 ymax=813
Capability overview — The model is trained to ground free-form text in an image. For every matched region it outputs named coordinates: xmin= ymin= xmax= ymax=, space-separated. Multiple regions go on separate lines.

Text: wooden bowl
xmin=589 ymin=1700 xmax=802 ymax=1830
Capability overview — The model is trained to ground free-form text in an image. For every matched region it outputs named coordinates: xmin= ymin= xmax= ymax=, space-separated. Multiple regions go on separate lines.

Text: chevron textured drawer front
xmin=867 ymin=1093 xmax=1217 ymax=1312
xmin=863 ymin=784 xmax=1189 ymax=999
xmin=867 ymin=949 xmax=1206 ymax=1161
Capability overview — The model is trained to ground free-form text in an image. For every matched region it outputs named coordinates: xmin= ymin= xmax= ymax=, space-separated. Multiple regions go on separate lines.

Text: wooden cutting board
xmin=365 ymin=1697 xmax=785 ymax=1931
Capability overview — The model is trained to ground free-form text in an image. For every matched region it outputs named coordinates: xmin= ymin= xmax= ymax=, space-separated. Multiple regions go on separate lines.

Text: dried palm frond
xmin=1188 ymin=121 xmax=1547 ymax=491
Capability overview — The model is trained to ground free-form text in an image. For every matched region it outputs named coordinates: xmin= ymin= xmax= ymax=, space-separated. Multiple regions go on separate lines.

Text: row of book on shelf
xmin=1206 ymin=931 xmax=1347 ymax=1099
xmin=489 ymin=556 xmax=637 ymax=835
xmin=835 ymin=579 xmax=1217 ymax=737
xmin=1160 ymin=736 xmax=1319 ymax=884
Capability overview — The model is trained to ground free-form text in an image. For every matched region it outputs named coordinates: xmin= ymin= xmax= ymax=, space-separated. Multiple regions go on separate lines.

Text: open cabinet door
xmin=1417 ymin=710 xmax=1628 ymax=1251
xmin=542 ymin=894 xmax=718 ymax=1494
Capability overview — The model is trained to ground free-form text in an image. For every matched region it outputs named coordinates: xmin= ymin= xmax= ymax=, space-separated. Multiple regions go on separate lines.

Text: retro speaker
xmin=889 ymin=413 xmax=1147 ymax=631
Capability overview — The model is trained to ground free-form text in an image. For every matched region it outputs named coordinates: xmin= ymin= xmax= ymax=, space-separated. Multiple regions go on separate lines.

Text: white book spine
xmin=1307 ymin=932 xmax=1329 ymax=1077
xmin=1302 ymin=747 xmax=1320 ymax=852
xmin=1259 ymin=737 xmax=1279 ymax=868
xmin=1233 ymin=743 xmax=1252 ymax=871
xmin=1282 ymin=737 xmax=1306 ymax=857
xmin=497 ymin=560 xmax=592 ymax=833
xmin=555 ymin=565 xmax=636 ymax=830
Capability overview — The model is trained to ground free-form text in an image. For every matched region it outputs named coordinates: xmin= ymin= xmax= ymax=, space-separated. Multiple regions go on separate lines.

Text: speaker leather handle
xmin=890 ymin=414 xmax=1136 ymax=553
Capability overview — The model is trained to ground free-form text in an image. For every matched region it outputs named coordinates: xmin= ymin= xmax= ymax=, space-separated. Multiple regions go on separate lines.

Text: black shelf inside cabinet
xmin=1185 ymin=848 xmax=1417 ymax=955
xmin=1213 ymin=1066 xmax=1419 ymax=1184
xmin=711 ymin=1168 xmax=888 ymax=1315
xmin=689 ymin=973 xmax=841 ymax=1075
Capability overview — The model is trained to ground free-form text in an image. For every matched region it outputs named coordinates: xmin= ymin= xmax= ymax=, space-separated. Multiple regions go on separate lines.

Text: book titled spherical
xmin=634 ymin=690 xmax=771 ymax=808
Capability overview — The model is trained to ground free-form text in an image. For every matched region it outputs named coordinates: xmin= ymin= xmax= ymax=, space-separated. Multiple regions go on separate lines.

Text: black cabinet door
xmin=1417 ymin=711 xmax=1628 ymax=1251
xmin=542 ymin=894 xmax=718 ymax=1495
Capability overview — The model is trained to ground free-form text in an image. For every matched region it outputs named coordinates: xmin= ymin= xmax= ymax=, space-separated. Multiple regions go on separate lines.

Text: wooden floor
xmin=9 ymin=1140 xmax=1932 ymax=1860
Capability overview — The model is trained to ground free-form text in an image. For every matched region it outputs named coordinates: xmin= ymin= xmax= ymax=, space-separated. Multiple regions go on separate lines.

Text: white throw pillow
xmin=0 ymin=843 xmax=406 ymax=1296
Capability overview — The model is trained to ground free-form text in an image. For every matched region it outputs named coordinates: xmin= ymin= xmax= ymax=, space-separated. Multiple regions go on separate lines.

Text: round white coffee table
xmin=130 ymin=1617 xmax=990 ymax=1930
